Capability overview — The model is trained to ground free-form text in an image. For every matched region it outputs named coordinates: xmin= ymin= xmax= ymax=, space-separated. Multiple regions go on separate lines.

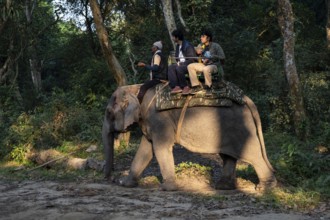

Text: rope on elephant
xmin=175 ymin=95 xmax=193 ymax=145
xmin=144 ymin=81 xmax=169 ymax=115
xmin=155 ymin=80 xmax=245 ymax=111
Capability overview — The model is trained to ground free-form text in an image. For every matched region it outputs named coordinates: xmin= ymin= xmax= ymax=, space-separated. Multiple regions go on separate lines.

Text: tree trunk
xmin=89 ymin=0 xmax=129 ymax=150
xmin=277 ymin=0 xmax=308 ymax=138
xmin=81 ymin=0 xmax=97 ymax=56
xmin=28 ymin=45 xmax=42 ymax=92
xmin=0 ymin=56 xmax=12 ymax=83
xmin=174 ymin=0 xmax=189 ymax=32
xmin=0 ymin=0 xmax=10 ymax=35
xmin=161 ymin=0 xmax=177 ymax=50
xmin=327 ymin=0 xmax=330 ymax=49
xmin=25 ymin=0 xmax=42 ymax=92
xmin=13 ymin=63 xmax=24 ymax=105
xmin=89 ymin=0 xmax=127 ymax=86
xmin=0 ymin=39 xmax=14 ymax=84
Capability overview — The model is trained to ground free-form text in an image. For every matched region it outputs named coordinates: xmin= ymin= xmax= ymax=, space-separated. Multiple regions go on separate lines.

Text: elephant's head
xmin=102 ymin=85 xmax=141 ymax=179
xmin=106 ymin=86 xmax=141 ymax=132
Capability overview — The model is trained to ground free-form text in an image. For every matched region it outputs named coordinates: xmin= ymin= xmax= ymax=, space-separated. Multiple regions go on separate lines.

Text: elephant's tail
xmin=244 ymin=96 xmax=275 ymax=172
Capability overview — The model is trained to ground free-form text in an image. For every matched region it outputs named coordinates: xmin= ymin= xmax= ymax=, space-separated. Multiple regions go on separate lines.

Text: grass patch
xmin=191 ymin=193 xmax=227 ymax=203
xmin=139 ymin=176 xmax=160 ymax=188
xmin=236 ymin=162 xmax=259 ymax=184
xmin=175 ymin=161 xmax=212 ymax=178
xmin=259 ymin=187 xmax=321 ymax=211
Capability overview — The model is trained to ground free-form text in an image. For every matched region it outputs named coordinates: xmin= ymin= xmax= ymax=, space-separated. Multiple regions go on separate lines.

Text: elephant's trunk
xmin=102 ymin=117 xmax=115 ymax=179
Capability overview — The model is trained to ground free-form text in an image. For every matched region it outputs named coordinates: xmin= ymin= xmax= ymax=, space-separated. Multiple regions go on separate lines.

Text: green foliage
xmin=236 ymin=163 xmax=258 ymax=184
xmin=115 ymin=141 xmax=139 ymax=159
xmin=181 ymin=0 xmax=213 ymax=40
xmin=0 ymin=0 xmax=20 ymax=20
xmin=274 ymin=143 xmax=328 ymax=183
xmin=260 ymin=187 xmax=321 ymax=211
xmin=9 ymin=144 xmax=31 ymax=164
xmin=301 ymin=72 xmax=330 ymax=141
xmin=0 ymin=89 xmax=104 ymax=161
xmin=267 ymin=96 xmax=292 ymax=131
xmin=1 ymin=113 xmax=35 ymax=160
xmin=67 ymin=58 xmax=116 ymax=106
xmin=175 ymin=161 xmax=212 ymax=176
xmin=265 ymin=132 xmax=330 ymax=198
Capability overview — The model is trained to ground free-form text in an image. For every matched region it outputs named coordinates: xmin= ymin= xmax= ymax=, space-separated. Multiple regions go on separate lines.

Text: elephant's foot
xmin=215 ymin=179 xmax=237 ymax=190
xmin=160 ymin=179 xmax=178 ymax=191
xmin=118 ymin=175 xmax=138 ymax=188
xmin=256 ymin=177 xmax=277 ymax=191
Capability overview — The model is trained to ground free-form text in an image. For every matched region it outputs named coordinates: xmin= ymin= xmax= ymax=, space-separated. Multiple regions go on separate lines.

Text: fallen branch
xmin=27 ymin=151 xmax=76 ymax=172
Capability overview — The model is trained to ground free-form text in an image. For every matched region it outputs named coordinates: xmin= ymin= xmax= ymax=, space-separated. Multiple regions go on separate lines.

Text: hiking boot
xmin=170 ymin=86 xmax=182 ymax=94
xmin=189 ymin=86 xmax=203 ymax=95
xmin=182 ymin=86 xmax=190 ymax=95
xmin=205 ymin=87 xmax=213 ymax=97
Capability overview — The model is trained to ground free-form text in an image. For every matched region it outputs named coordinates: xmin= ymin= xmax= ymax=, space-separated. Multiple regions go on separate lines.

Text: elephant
xmin=102 ymin=84 xmax=277 ymax=191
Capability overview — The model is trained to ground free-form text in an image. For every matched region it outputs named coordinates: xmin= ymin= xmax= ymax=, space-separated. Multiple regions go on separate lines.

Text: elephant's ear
xmin=123 ymin=93 xmax=141 ymax=129
xmin=109 ymin=88 xmax=128 ymax=113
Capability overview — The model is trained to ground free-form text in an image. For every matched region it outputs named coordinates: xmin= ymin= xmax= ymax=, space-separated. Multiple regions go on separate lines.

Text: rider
xmin=185 ymin=29 xmax=225 ymax=96
xmin=137 ymin=41 xmax=167 ymax=103
xmin=167 ymin=29 xmax=196 ymax=94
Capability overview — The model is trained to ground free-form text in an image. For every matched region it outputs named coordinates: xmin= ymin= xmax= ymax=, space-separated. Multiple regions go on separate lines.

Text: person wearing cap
xmin=167 ymin=29 xmax=196 ymax=94
xmin=136 ymin=41 xmax=167 ymax=103
xmin=185 ymin=29 xmax=225 ymax=96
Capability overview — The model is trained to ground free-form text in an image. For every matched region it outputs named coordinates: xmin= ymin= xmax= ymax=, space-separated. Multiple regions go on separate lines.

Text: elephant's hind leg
xmin=216 ymin=154 xmax=237 ymax=190
xmin=252 ymin=158 xmax=277 ymax=190
xmin=119 ymin=135 xmax=153 ymax=187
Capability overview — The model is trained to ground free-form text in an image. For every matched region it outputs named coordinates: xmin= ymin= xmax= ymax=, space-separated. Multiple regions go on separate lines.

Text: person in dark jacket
xmin=137 ymin=41 xmax=167 ymax=103
xmin=167 ymin=29 xmax=196 ymax=94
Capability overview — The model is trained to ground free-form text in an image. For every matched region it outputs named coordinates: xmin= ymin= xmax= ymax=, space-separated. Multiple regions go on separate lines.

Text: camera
xmin=204 ymin=51 xmax=212 ymax=59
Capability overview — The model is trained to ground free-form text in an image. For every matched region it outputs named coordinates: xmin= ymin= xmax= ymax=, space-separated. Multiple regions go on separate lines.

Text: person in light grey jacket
xmin=186 ymin=29 xmax=225 ymax=96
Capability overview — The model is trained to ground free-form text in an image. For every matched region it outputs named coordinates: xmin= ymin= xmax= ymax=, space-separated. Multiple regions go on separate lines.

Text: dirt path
xmin=0 ymin=179 xmax=325 ymax=220
xmin=1 ymin=147 xmax=329 ymax=219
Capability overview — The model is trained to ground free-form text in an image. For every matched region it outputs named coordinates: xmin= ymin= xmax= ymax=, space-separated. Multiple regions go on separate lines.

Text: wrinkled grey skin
xmin=102 ymin=85 xmax=276 ymax=191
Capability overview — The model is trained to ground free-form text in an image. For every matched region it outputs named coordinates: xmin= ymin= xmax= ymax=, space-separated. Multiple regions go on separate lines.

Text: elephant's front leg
xmin=119 ymin=135 xmax=153 ymax=187
xmin=153 ymin=142 xmax=178 ymax=191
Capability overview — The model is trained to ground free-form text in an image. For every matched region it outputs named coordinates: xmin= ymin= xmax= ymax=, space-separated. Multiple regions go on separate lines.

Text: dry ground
xmin=0 ymin=179 xmax=327 ymax=220
xmin=0 ymin=147 xmax=329 ymax=220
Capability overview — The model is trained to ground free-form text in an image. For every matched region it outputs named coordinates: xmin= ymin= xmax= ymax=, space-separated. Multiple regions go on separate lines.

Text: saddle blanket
xmin=155 ymin=80 xmax=245 ymax=111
